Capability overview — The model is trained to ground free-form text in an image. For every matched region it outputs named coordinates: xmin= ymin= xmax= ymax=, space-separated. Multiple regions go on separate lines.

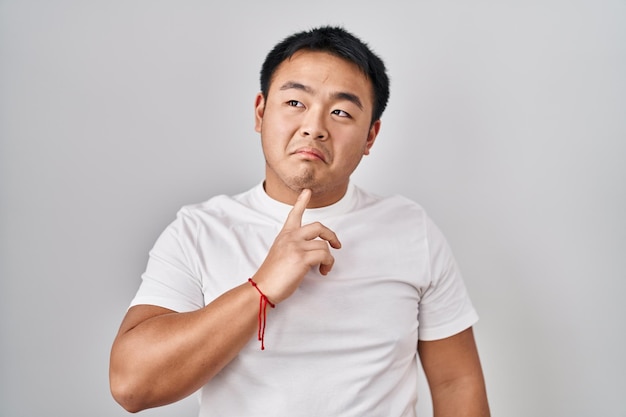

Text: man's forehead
xmin=268 ymin=51 xmax=373 ymax=103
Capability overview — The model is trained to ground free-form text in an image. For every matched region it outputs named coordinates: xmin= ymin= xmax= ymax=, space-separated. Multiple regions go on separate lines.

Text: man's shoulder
xmin=174 ymin=184 xmax=272 ymax=227
xmin=353 ymin=185 xmax=427 ymax=216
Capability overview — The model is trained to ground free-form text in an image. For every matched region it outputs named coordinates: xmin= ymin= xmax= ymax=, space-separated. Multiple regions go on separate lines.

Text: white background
xmin=1 ymin=1 xmax=624 ymax=416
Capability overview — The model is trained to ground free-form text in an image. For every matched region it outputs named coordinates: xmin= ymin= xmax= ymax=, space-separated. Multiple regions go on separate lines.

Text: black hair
xmin=259 ymin=26 xmax=390 ymax=123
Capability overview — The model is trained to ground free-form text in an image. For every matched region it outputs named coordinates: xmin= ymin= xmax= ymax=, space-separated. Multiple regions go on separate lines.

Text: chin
xmin=285 ymin=170 xmax=318 ymax=190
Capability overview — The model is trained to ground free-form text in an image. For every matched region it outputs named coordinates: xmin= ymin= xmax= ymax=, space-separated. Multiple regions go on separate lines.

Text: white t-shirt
xmin=131 ymin=182 xmax=478 ymax=417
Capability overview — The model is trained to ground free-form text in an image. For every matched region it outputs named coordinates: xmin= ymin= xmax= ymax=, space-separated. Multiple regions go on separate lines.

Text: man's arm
xmin=418 ymin=327 xmax=490 ymax=417
xmin=109 ymin=284 xmax=260 ymax=413
xmin=109 ymin=189 xmax=341 ymax=412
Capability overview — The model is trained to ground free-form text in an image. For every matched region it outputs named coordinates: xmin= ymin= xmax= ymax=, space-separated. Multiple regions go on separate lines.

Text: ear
xmin=363 ymin=119 xmax=382 ymax=156
xmin=254 ymin=93 xmax=265 ymax=133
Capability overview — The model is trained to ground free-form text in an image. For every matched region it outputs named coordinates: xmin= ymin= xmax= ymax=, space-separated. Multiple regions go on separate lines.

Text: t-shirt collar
xmin=250 ymin=181 xmax=357 ymax=224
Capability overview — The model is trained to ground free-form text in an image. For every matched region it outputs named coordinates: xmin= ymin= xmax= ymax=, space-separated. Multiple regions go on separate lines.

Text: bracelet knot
xmin=248 ymin=278 xmax=275 ymax=350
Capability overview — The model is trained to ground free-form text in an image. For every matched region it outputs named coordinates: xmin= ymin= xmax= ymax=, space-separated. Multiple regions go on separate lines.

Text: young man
xmin=110 ymin=26 xmax=490 ymax=416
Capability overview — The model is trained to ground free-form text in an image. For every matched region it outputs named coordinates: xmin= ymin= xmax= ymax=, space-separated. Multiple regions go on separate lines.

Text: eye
xmin=287 ymin=100 xmax=304 ymax=107
xmin=331 ymin=109 xmax=351 ymax=118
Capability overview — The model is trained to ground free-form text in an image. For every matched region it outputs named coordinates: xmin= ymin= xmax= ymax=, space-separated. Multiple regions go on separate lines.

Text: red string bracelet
xmin=248 ymin=278 xmax=275 ymax=350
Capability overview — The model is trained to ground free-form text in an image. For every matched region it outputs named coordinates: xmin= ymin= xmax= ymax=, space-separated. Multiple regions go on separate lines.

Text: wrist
xmin=248 ymin=278 xmax=275 ymax=350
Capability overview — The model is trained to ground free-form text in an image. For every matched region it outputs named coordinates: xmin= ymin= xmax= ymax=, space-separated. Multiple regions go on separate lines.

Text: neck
xmin=263 ymin=180 xmax=348 ymax=208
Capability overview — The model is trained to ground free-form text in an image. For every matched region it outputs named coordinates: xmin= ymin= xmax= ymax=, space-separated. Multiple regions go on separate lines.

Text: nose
xmin=300 ymin=109 xmax=328 ymax=140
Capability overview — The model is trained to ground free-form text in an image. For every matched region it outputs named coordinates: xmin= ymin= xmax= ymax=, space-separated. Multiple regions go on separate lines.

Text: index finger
xmin=283 ymin=188 xmax=311 ymax=230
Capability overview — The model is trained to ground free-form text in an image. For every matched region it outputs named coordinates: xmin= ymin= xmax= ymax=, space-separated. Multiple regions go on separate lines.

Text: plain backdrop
xmin=1 ymin=1 xmax=625 ymax=416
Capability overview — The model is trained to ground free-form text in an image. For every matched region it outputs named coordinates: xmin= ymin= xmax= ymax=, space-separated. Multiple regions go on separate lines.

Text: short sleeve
xmin=417 ymin=217 xmax=479 ymax=341
xmin=129 ymin=208 xmax=205 ymax=312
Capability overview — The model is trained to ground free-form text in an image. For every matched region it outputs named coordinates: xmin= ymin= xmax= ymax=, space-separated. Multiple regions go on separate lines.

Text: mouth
xmin=292 ymin=147 xmax=327 ymax=163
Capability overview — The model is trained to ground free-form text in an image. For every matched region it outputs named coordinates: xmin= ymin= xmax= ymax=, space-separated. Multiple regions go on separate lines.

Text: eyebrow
xmin=279 ymin=81 xmax=364 ymax=110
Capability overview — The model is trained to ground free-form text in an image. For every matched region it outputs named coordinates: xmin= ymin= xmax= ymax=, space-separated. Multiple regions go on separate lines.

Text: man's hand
xmin=252 ymin=189 xmax=341 ymax=304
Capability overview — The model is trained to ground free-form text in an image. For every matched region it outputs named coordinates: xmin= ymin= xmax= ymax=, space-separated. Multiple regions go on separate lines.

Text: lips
xmin=292 ymin=146 xmax=327 ymax=163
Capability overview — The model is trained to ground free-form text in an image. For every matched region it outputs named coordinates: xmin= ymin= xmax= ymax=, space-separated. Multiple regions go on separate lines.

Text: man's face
xmin=255 ymin=50 xmax=381 ymax=207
